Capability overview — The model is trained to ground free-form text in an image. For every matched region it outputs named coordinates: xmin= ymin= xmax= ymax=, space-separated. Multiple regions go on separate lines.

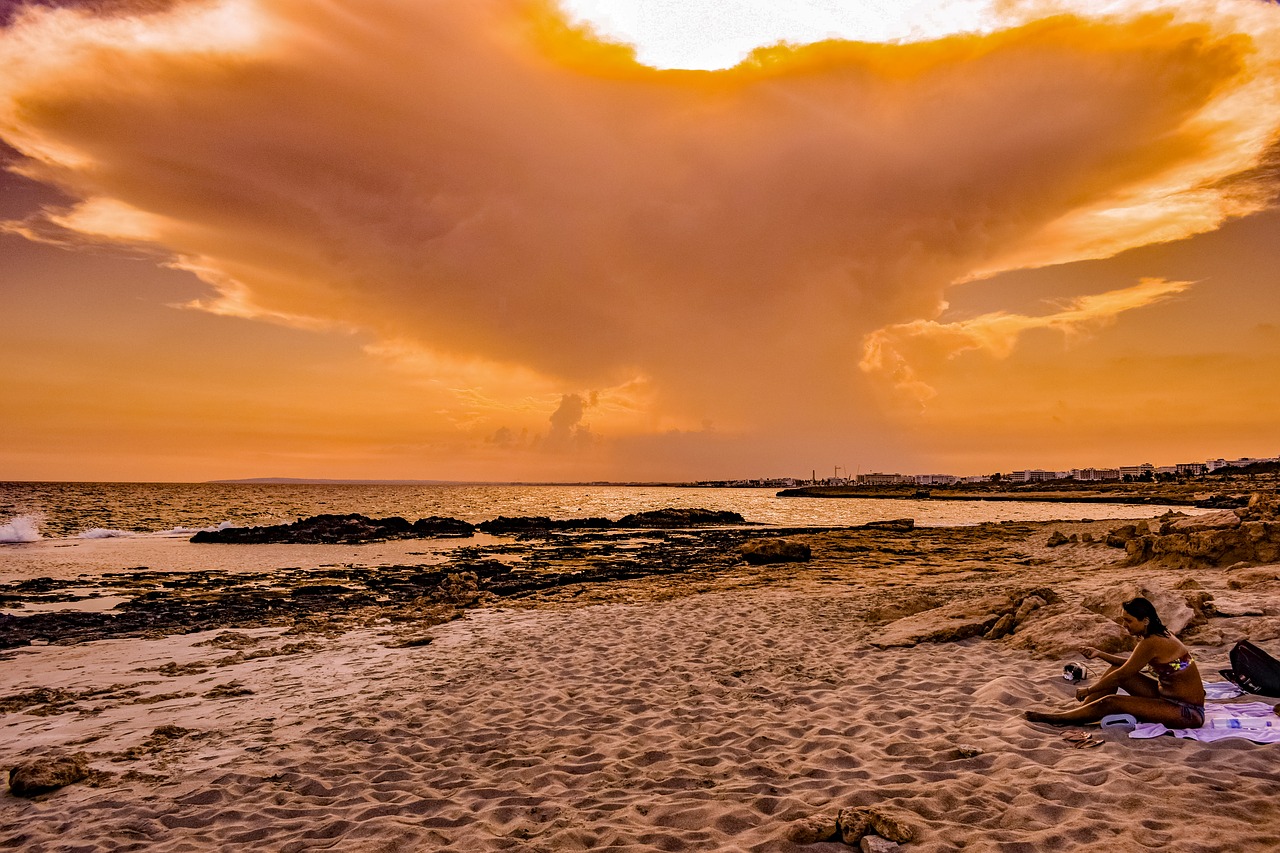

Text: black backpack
xmin=1220 ymin=640 xmax=1280 ymax=696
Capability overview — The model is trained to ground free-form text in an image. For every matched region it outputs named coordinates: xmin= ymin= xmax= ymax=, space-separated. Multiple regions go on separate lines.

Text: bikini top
xmin=1148 ymin=652 xmax=1193 ymax=683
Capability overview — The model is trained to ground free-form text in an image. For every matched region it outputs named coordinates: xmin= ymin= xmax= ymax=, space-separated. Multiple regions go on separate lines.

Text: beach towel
xmin=1130 ymin=702 xmax=1280 ymax=743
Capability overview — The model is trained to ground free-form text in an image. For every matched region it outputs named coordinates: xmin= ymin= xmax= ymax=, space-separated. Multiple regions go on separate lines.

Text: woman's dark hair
xmin=1122 ymin=597 xmax=1168 ymax=636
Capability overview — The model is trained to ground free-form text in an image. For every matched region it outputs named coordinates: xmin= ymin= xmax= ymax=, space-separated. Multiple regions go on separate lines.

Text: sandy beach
xmin=4 ymin=515 xmax=1280 ymax=852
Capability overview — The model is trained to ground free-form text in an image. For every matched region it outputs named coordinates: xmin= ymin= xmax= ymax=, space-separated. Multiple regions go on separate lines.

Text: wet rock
xmin=476 ymin=516 xmax=613 ymax=534
xmin=860 ymin=518 xmax=915 ymax=532
xmin=740 ymin=538 xmax=811 ymax=565
xmin=786 ymin=814 xmax=838 ymax=844
xmin=431 ymin=572 xmax=481 ymax=605
xmin=192 ymin=513 xmax=473 ymax=544
xmin=614 ymin=508 xmax=745 ymax=528
xmin=9 ymin=753 xmax=91 ymax=797
xmin=1047 ymin=530 xmax=1069 ymax=547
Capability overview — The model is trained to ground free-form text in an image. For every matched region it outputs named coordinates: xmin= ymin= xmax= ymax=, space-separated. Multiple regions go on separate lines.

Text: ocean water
xmin=0 ymin=480 xmax=1192 ymax=542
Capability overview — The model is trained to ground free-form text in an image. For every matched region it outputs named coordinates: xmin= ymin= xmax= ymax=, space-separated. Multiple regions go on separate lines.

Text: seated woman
xmin=1025 ymin=597 xmax=1205 ymax=728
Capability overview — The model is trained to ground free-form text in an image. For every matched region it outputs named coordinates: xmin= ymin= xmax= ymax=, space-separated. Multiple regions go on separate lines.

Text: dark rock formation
xmin=191 ymin=513 xmax=474 ymax=544
xmin=614 ymin=508 xmax=745 ymax=527
xmin=9 ymin=754 xmax=91 ymax=797
xmin=740 ymin=538 xmax=811 ymax=564
xmin=476 ymin=516 xmax=612 ymax=534
xmin=1047 ymin=530 xmax=1069 ymax=547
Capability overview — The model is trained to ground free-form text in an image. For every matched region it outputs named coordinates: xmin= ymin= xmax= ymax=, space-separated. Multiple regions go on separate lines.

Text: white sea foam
xmin=0 ymin=515 xmax=42 ymax=543
xmin=156 ymin=520 xmax=235 ymax=537
xmin=78 ymin=528 xmax=136 ymax=539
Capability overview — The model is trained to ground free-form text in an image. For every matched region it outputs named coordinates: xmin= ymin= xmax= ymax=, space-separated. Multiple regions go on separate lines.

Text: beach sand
xmin=4 ymin=521 xmax=1280 ymax=851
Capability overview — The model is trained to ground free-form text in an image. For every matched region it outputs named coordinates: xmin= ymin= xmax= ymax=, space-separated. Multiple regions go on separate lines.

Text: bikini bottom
xmin=1160 ymin=696 xmax=1206 ymax=728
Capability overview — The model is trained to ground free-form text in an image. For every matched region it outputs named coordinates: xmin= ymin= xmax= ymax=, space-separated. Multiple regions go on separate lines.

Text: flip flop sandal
xmin=1073 ymin=737 xmax=1104 ymax=749
xmin=1062 ymin=731 xmax=1092 ymax=743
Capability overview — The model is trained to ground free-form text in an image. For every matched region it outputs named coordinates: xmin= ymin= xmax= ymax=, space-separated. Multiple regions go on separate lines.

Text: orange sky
xmin=1 ymin=0 xmax=1278 ymax=482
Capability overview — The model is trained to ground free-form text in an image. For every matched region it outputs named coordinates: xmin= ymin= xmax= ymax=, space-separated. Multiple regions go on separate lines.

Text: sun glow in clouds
xmin=560 ymin=0 xmax=999 ymax=69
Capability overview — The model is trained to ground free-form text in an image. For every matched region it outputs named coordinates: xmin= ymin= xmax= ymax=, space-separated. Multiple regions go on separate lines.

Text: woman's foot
xmin=1024 ymin=710 xmax=1059 ymax=724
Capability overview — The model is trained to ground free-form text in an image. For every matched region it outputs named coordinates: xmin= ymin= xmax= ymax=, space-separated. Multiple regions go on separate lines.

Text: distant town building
xmin=1119 ymin=463 xmax=1155 ymax=479
xmin=1009 ymin=469 xmax=1059 ymax=483
xmin=1176 ymin=463 xmax=1208 ymax=477
xmin=915 ymin=474 xmax=959 ymax=486
xmin=1207 ymin=456 xmax=1280 ymax=471
xmin=1072 ymin=468 xmax=1121 ymax=482
xmin=857 ymin=472 xmax=913 ymax=486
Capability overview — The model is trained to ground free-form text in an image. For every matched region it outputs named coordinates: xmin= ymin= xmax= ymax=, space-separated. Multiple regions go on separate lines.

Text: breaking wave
xmin=0 ymin=515 xmax=42 ymax=543
xmin=77 ymin=528 xmax=136 ymax=539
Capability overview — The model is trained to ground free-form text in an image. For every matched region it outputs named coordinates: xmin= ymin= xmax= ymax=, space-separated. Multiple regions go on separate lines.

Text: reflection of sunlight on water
xmin=1 ymin=595 xmax=130 ymax=617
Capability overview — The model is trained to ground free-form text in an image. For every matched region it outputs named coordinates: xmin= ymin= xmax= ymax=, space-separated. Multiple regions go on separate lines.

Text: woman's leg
xmin=1027 ymin=694 xmax=1198 ymax=728
xmin=1077 ymin=670 xmax=1159 ymax=702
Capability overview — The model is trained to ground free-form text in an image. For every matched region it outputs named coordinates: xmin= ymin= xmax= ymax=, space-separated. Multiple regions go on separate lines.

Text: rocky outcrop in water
xmin=614 ymin=508 xmax=745 ymax=527
xmin=191 ymin=513 xmax=475 ymax=544
xmin=192 ymin=507 xmax=746 ymax=544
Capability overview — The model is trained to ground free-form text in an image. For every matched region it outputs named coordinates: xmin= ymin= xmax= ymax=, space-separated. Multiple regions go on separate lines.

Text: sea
xmin=0 ymin=480 xmax=1199 ymax=591
xmin=0 ymin=480 xmax=1194 ymax=541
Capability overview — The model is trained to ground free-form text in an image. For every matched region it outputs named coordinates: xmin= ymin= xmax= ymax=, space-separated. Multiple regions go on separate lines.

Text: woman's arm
xmin=1081 ymin=646 xmax=1127 ymax=667
xmin=1087 ymin=638 xmax=1159 ymax=694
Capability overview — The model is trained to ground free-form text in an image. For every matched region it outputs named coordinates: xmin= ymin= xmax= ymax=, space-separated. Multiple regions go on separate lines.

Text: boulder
xmin=1005 ymin=605 xmax=1131 ymax=659
xmin=836 ymin=807 xmax=914 ymax=846
xmin=873 ymin=589 xmax=1058 ymax=648
xmin=431 ymin=572 xmax=481 ymax=605
xmin=985 ymin=613 xmax=1015 ymax=640
xmin=9 ymin=753 xmax=91 ymax=797
xmin=786 ymin=814 xmax=838 ymax=844
xmin=1014 ymin=596 xmax=1047 ymax=628
xmin=1080 ymin=583 xmax=1196 ymax=635
xmin=1047 ymin=531 xmax=1069 ymax=547
xmin=740 ymin=539 xmax=811 ymax=565
xmin=838 ymin=809 xmax=874 ymax=845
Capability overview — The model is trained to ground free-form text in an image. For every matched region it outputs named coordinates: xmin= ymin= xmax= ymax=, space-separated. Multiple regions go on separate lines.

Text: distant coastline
xmin=775 ymin=482 xmax=1258 ymax=509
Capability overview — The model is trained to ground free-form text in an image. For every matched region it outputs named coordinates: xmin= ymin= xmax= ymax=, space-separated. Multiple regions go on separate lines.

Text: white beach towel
xmin=1130 ymin=702 xmax=1280 ymax=743
xmin=1204 ymin=681 xmax=1244 ymax=700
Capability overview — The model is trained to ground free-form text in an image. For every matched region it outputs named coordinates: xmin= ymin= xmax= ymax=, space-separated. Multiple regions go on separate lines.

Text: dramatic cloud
xmin=2 ymin=0 xmax=1279 ymax=477
xmin=860 ymin=277 xmax=1195 ymax=402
